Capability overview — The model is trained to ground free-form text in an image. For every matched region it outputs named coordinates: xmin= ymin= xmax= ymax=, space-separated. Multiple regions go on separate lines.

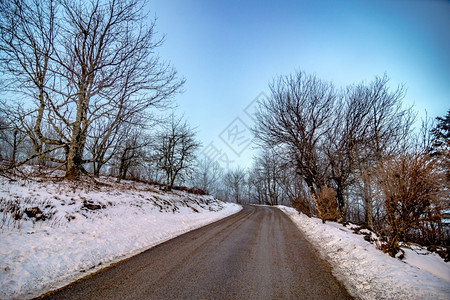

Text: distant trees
xmin=223 ymin=168 xmax=247 ymax=204
xmin=189 ymin=158 xmax=223 ymax=194
xmin=248 ymin=149 xmax=283 ymax=206
xmin=0 ymin=0 xmax=184 ymax=178
xmin=0 ymin=109 xmax=29 ymax=165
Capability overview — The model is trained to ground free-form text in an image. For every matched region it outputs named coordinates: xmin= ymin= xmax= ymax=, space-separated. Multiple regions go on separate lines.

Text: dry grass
xmin=374 ymin=153 xmax=448 ymax=257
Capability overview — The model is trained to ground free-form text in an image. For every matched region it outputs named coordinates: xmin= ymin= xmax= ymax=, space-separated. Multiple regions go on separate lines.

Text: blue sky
xmin=149 ymin=0 xmax=450 ymax=170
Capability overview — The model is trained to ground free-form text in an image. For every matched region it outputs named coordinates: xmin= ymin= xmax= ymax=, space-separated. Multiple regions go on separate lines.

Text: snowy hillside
xmin=279 ymin=206 xmax=450 ymax=300
xmin=1 ymin=170 xmax=448 ymax=300
xmin=0 ymin=173 xmax=241 ymax=299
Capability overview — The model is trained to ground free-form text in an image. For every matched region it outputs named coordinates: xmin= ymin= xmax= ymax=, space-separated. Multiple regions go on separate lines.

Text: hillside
xmin=1 ymin=168 xmax=449 ymax=299
xmin=0 ymin=171 xmax=241 ymax=299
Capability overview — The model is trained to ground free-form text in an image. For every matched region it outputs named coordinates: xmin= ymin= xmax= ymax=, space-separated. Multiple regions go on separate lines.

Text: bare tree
xmin=249 ymin=149 xmax=283 ymax=206
xmin=247 ymin=167 xmax=266 ymax=205
xmin=153 ymin=115 xmax=200 ymax=191
xmin=253 ymin=71 xmax=336 ymax=217
xmin=85 ymin=118 xmax=125 ymax=177
xmin=355 ymin=76 xmax=414 ymax=227
xmin=374 ymin=153 xmax=447 ymax=257
xmin=114 ymin=127 xmax=149 ymax=182
xmin=0 ymin=0 xmax=184 ymax=178
xmin=86 ymin=113 xmax=155 ymax=177
xmin=323 ymin=90 xmax=371 ymax=221
xmin=0 ymin=109 xmax=29 ymax=165
xmin=223 ymin=168 xmax=247 ymax=204
xmin=190 ymin=158 xmax=223 ymax=194
xmin=364 ymin=76 xmax=415 ymax=159
xmin=253 ymin=71 xmax=416 ymax=223
xmin=324 ymin=78 xmax=413 ymax=221
xmin=277 ymin=163 xmax=314 ymax=216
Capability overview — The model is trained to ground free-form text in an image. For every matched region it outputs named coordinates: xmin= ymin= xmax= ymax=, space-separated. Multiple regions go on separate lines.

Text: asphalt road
xmin=40 ymin=205 xmax=352 ymax=300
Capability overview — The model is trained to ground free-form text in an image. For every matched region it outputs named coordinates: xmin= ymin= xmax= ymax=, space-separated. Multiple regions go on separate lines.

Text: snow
xmin=0 ymin=175 xmax=241 ymax=299
xmin=403 ymin=245 xmax=450 ymax=282
xmin=279 ymin=206 xmax=450 ymax=300
xmin=2 ymin=171 xmax=448 ymax=300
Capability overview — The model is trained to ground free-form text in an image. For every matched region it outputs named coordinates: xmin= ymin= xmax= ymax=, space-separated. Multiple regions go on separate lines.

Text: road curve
xmin=40 ymin=205 xmax=352 ymax=300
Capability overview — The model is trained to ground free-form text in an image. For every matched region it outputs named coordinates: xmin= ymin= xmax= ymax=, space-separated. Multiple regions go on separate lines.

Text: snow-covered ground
xmin=279 ymin=206 xmax=450 ymax=300
xmin=0 ymin=174 xmax=241 ymax=299
xmin=2 ymin=171 xmax=448 ymax=300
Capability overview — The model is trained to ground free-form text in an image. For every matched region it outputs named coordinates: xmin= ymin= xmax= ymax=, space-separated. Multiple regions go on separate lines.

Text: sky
xmin=148 ymin=0 xmax=450 ymax=171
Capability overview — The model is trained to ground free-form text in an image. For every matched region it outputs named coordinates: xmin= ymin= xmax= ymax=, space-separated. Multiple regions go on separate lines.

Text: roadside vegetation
xmin=0 ymin=0 xmax=448 ymax=260
xmin=250 ymin=72 xmax=449 ymax=258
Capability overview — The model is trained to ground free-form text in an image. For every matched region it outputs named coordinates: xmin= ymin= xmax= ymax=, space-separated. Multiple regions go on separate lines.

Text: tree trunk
xmin=305 ymin=180 xmax=321 ymax=219
xmin=362 ymin=179 xmax=374 ymax=230
xmin=66 ymin=143 xmax=82 ymax=179
xmin=12 ymin=130 xmax=18 ymax=165
xmin=364 ymin=196 xmax=374 ymax=230
xmin=93 ymin=161 xmax=100 ymax=177
xmin=165 ymin=170 xmax=172 ymax=191
xmin=65 ymin=87 xmax=89 ymax=179
xmin=116 ymin=151 xmax=128 ymax=183
xmin=66 ymin=128 xmax=87 ymax=179
xmin=336 ymin=184 xmax=346 ymax=222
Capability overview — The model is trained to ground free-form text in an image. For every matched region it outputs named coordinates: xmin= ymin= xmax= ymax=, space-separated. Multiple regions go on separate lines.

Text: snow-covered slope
xmin=279 ymin=206 xmax=450 ymax=300
xmin=0 ymin=175 xmax=241 ymax=299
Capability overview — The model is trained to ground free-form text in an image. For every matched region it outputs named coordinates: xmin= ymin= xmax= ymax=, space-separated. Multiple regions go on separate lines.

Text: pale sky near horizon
xmin=149 ymin=0 xmax=450 ymax=171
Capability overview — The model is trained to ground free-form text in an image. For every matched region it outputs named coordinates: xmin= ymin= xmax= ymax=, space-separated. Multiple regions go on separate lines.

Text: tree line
xmin=248 ymin=71 xmax=448 ymax=256
xmin=0 ymin=0 xmax=202 ymax=191
xmin=1 ymin=0 xmax=448 ymax=257
xmin=189 ymin=72 xmax=449 ymax=257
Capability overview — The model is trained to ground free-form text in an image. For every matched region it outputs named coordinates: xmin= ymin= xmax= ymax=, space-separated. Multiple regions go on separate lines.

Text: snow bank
xmin=0 ymin=176 xmax=241 ymax=299
xmin=279 ymin=206 xmax=450 ymax=300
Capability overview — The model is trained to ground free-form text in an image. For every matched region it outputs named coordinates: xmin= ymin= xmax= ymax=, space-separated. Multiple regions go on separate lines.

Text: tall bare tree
xmin=253 ymin=71 xmax=336 ymax=214
xmin=254 ymin=71 xmax=415 ymax=222
xmin=323 ymin=89 xmax=371 ymax=220
xmin=324 ymin=77 xmax=414 ymax=221
xmin=355 ymin=76 xmax=414 ymax=227
xmin=0 ymin=0 xmax=184 ymax=178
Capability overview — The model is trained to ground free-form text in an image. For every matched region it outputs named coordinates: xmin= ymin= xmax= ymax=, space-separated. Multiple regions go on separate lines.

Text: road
xmin=40 ymin=205 xmax=352 ymax=300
